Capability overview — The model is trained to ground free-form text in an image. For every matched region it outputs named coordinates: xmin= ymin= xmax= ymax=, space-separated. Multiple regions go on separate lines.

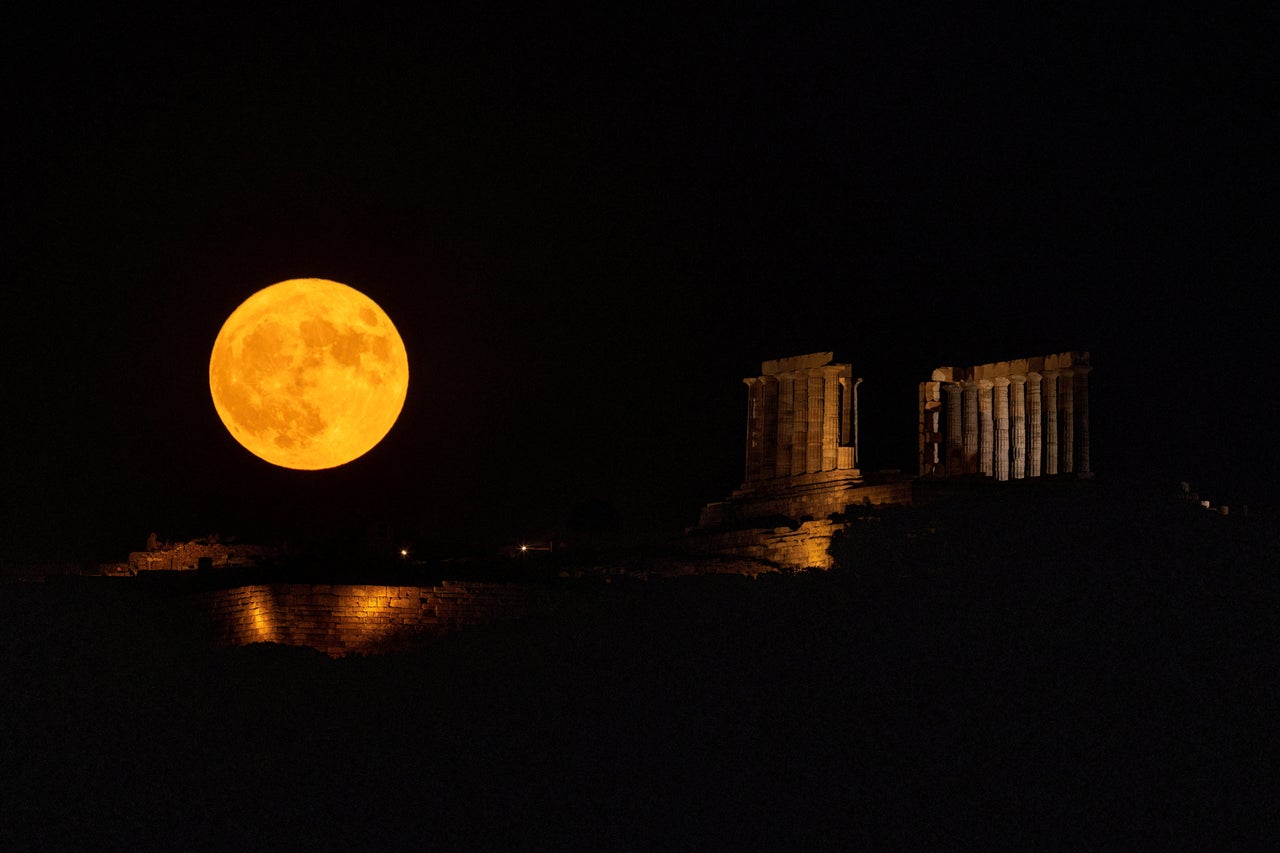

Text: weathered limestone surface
xmin=917 ymin=352 xmax=1090 ymax=482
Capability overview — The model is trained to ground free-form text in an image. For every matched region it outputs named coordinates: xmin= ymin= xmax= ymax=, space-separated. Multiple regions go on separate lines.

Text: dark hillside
xmin=2 ymin=483 xmax=1275 ymax=850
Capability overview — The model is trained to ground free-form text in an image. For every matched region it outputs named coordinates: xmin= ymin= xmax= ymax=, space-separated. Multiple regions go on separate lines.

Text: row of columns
xmin=921 ymin=367 xmax=1090 ymax=481
xmin=745 ymin=366 xmax=861 ymax=485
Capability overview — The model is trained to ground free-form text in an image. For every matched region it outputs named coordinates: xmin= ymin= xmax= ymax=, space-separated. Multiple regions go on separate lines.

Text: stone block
xmin=762 ymin=352 xmax=833 ymax=374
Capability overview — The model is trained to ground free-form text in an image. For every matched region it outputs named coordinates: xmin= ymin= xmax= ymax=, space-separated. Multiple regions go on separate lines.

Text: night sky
xmin=4 ymin=6 xmax=1272 ymax=562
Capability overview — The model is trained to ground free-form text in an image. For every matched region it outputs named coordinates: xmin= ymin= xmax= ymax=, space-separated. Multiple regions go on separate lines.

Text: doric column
xmin=1010 ymin=375 xmax=1027 ymax=479
xmin=839 ymin=373 xmax=853 ymax=446
xmin=1059 ymin=369 xmax=1075 ymax=474
xmin=744 ymin=377 xmax=763 ymax=484
xmin=1026 ymin=372 xmax=1042 ymax=478
xmin=962 ymin=381 xmax=979 ymax=474
xmin=944 ymin=383 xmax=963 ymax=476
xmin=1043 ymin=370 xmax=1059 ymax=475
xmin=1075 ymin=365 xmax=1091 ymax=474
xmin=760 ymin=376 xmax=778 ymax=480
xmin=839 ymin=374 xmax=859 ymax=471
xmin=791 ymin=373 xmax=808 ymax=476
xmin=822 ymin=367 xmax=840 ymax=471
xmin=776 ymin=374 xmax=794 ymax=479
xmin=977 ymin=379 xmax=998 ymax=473
xmin=978 ymin=379 xmax=994 ymax=476
xmin=993 ymin=377 xmax=1010 ymax=481
xmin=851 ymin=377 xmax=863 ymax=467
xmin=806 ymin=368 xmax=823 ymax=473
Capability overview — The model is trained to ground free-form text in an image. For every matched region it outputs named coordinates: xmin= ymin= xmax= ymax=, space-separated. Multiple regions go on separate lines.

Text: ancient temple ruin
xmin=690 ymin=349 xmax=1094 ymax=570
xmin=690 ymin=353 xmax=912 ymax=569
xmin=918 ymin=351 xmax=1091 ymax=480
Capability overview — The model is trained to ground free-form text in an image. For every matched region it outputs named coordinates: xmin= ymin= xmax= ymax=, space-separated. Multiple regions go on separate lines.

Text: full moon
xmin=209 ymin=278 xmax=409 ymax=470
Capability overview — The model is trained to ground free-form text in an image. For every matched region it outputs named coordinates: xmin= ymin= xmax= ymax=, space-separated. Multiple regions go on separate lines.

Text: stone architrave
xmin=1043 ymin=370 xmax=1059 ymax=475
xmin=1059 ymin=368 xmax=1074 ymax=474
xmin=1026 ymin=372 xmax=1042 ymax=478
xmin=822 ymin=368 xmax=840 ymax=471
xmin=744 ymin=377 xmax=763 ymax=483
xmin=978 ymin=380 xmax=994 ymax=477
xmin=1010 ymin=375 xmax=1027 ymax=480
xmin=962 ymin=381 xmax=979 ymax=474
xmin=806 ymin=370 xmax=824 ymax=474
xmin=776 ymin=374 xmax=794 ymax=479
xmin=993 ymin=377 xmax=1010 ymax=481
xmin=944 ymin=383 xmax=963 ymax=476
xmin=760 ymin=376 xmax=778 ymax=480
xmin=1075 ymin=366 xmax=1091 ymax=474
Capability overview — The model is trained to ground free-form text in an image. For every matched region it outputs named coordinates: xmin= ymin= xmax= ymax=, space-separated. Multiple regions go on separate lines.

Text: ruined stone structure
xmin=918 ymin=351 xmax=1091 ymax=481
xmin=126 ymin=539 xmax=278 ymax=574
xmin=691 ymin=353 xmax=912 ymax=569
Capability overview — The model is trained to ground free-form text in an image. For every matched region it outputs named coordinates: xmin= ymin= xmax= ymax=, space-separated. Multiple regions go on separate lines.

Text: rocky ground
xmin=2 ymin=481 xmax=1276 ymax=851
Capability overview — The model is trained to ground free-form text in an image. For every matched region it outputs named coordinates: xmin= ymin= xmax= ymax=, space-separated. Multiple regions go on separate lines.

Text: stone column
xmin=806 ymin=368 xmax=824 ymax=474
xmin=962 ymin=381 xmax=979 ymax=474
xmin=978 ymin=380 xmax=994 ymax=477
xmin=993 ymin=377 xmax=1010 ymax=481
xmin=851 ymin=377 xmax=862 ymax=466
xmin=1026 ymin=372 xmax=1042 ymax=478
xmin=944 ymin=383 xmax=963 ymax=476
xmin=744 ymin=377 xmax=763 ymax=483
xmin=822 ymin=368 xmax=840 ymax=471
xmin=839 ymin=373 xmax=853 ymax=446
xmin=1075 ymin=365 xmax=1091 ymax=474
xmin=839 ymin=375 xmax=859 ymax=471
xmin=791 ymin=373 xmax=809 ymax=476
xmin=1059 ymin=368 xmax=1074 ymax=474
xmin=776 ymin=374 xmax=794 ymax=479
xmin=1010 ymin=375 xmax=1027 ymax=479
xmin=760 ymin=376 xmax=778 ymax=480
xmin=1043 ymin=370 xmax=1059 ymax=476
xmin=919 ymin=382 xmax=941 ymax=477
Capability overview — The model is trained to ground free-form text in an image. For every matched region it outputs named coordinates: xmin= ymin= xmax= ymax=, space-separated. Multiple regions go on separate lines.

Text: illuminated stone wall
xmin=197 ymin=582 xmax=564 ymax=657
xmin=128 ymin=541 xmax=277 ymax=574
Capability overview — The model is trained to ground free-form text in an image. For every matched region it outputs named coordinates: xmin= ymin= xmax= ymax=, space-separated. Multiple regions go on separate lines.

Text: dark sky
xmin=3 ymin=6 xmax=1273 ymax=561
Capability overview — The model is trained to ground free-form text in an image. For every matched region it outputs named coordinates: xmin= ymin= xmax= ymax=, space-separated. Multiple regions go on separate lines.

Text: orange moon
xmin=209 ymin=278 xmax=409 ymax=470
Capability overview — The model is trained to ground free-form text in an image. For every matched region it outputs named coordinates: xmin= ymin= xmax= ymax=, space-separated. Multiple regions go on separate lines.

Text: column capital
xmin=1026 ymin=371 xmax=1042 ymax=382
xmin=977 ymin=378 xmax=994 ymax=389
xmin=993 ymin=376 xmax=1010 ymax=388
xmin=1010 ymin=373 xmax=1027 ymax=385
xmin=744 ymin=376 xmax=761 ymax=387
